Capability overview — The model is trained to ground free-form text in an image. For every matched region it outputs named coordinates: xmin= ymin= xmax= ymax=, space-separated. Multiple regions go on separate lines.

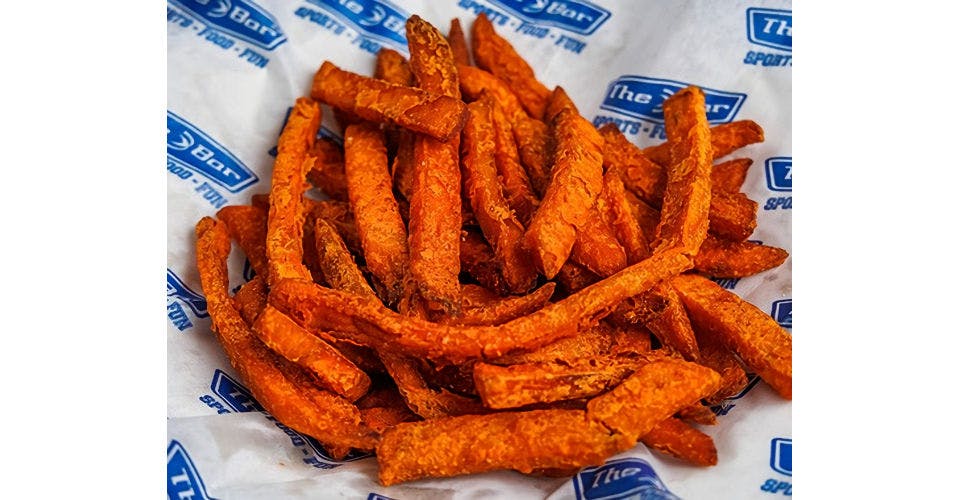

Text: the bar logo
xmin=487 ymin=0 xmax=611 ymax=35
xmin=167 ymin=111 xmax=259 ymax=193
xmin=600 ymin=76 xmax=747 ymax=125
xmin=574 ymin=458 xmax=680 ymax=500
xmin=747 ymin=8 xmax=792 ymax=52
xmin=765 ymin=157 xmax=792 ymax=192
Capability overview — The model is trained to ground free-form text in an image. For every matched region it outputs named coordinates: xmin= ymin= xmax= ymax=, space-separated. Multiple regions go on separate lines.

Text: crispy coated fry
xmin=524 ymin=108 xmax=604 ymax=278
xmin=374 ymin=48 xmax=414 ymax=86
xmin=694 ymin=235 xmax=789 ymax=278
xmin=644 ymin=282 xmax=700 ymax=361
xmin=373 ymin=48 xmax=417 ymax=203
xmin=306 ymin=138 xmax=348 ymax=202
xmin=451 ymin=282 xmax=556 ymax=326
xmin=711 ymin=158 xmax=752 ymax=192
xmin=493 ymin=322 xmax=623 ymax=365
xmin=643 ymin=120 xmax=765 ymax=166
xmin=653 ymin=87 xmax=713 ymax=255
xmin=672 ymin=274 xmax=791 ymax=399
xmin=266 ymin=98 xmax=320 ymax=286
xmin=194 ymin=217 xmax=376 ymax=451
xmin=253 ymin=305 xmax=371 ymax=401
xmin=406 ymin=15 xmax=463 ymax=312
xmin=379 ymin=351 xmax=486 ymax=419
xmin=697 ymin=335 xmax=749 ymax=406
xmin=458 ymin=64 xmax=526 ymax=120
xmin=271 ymin=249 xmax=692 ymax=363
xmin=377 ymin=409 xmax=632 ymax=485
xmin=471 ymin=13 xmax=550 ymax=119
xmin=304 ymin=198 xmax=363 ymax=256
xmin=482 ymin=93 xmax=539 ymax=225
xmin=361 ymin=406 xmax=419 ymax=434
xmin=459 ymin=229 xmax=509 ymax=295
xmin=448 ymin=18 xmax=471 ymax=66
xmin=217 ymin=205 xmax=268 ymax=279
xmin=344 ymin=123 xmax=408 ymax=304
xmin=708 ymin=191 xmax=758 ymax=241
xmin=234 ymin=275 xmax=267 ymax=325
xmin=570 ymin=206 xmax=629 ymax=277
xmin=555 ymin=261 xmax=600 ymax=294
xmin=599 ymin=123 xmax=666 ymax=207
xmin=641 ymin=417 xmax=718 ymax=466
xmin=473 ymin=356 xmax=639 ymax=409
xmin=586 ymin=358 xmax=721 ymax=442
xmin=675 ymin=404 xmax=717 ymax=426
xmin=311 ymin=61 xmax=468 ymax=142
xmin=462 ymin=99 xmax=537 ymax=293
xmin=599 ymin=171 xmax=651 ymax=264
xmin=313 ymin=218 xmax=376 ymax=299
xmin=544 ymin=86 xmax=577 ymax=122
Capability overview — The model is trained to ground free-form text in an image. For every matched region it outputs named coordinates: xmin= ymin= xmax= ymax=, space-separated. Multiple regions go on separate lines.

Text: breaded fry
xmin=377 ymin=409 xmax=632 ymax=485
xmin=253 ymin=305 xmax=372 ymax=401
xmin=459 ymin=228 xmax=509 ymax=295
xmin=482 ymin=93 xmax=539 ymax=225
xmin=458 ymin=64 xmax=526 ymax=120
xmin=447 ymin=18 xmax=471 ymax=66
xmin=570 ymin=206 xmax=629 ymax=277
xmin=217 ymin=205 xmax=268 ymax=279
xmin=303 ymin=199 xmax=363 ymax=256
xmin=694 ymin=235 xmax=789 ymax=278
xmin=643 ymin=120 xmax=765 ymax=166
xmin=641 ymin=418 xmax=718 ymax=466
xmin=555 ymin=261 xmax=600 ymax=294
xmin=711 ymin=158 xmax=752 ymax=192
xmin=471 ymin=13 xmax=550 ymax=119
xmin=544 ymin=86 xmax=577 ymax=123
xmin=599 ymin=171 xmax=651 ymax=264
xmin=644 ymin=282 xmax=700 ymax=361
xmin=313 ymin=218 xmax=376 ymax=298
xmin=697 ymin=335 xmax=749 ymax=406
xmin=306 ymin=138 xmax=348 ymax=202
xmin=233 ymin=275 xmax=267 ymax=325
xmin=270 ymin=249 xmax=692 ymax=364
xmin=708 ymin=191 xmax=759 ymax=241
xmin=451 ymin=282 xmax=556 ymax=326
xmin=672 ymin=274 xmax=791 ymax=399
xmin=462 ymin=99 xmax=537 ymax=293
xmin=406 ymin=15 xmax=463 ymax=312
xmin=379 ymin=351 xmax=487 ymax=419
xmin=374 ymin=48 xmax=414 ymax=86
xmin=266 ymin=98 xmax=320 ymax=286
xmin=194 ymin=217 xmax=376 ymax=451
xmin=523 ymin=108 xmax=604 ymax=278
xmin=599 ymin=123 xmax=666 ymax=207
xmin=653 ymin=87 xmax=713 ymax=255
xmin=344 ymin=122 xmax=408 ymax=305
xmin=586 ymin=358 xmax=721 ymax=442
xmin=675 ymin=403 xmax=717 ymax=426
xmin=311 ymin=61 xmax=468 ymax=142
xmin=361 ymin=406 xmax=419 ymax=434
xmin=373 ymin=49 xmax=417 ymax=203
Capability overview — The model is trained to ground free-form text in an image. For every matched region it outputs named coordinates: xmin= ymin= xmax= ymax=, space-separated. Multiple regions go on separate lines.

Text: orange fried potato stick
xmin=406 ymin=15 xmax=463 ymax=312
xmin=523 ymin=108 xmax=604 ymax=278
xmin=643 ymin=120 xmax=765 ymax=166
xmin=471 ymin=13 xmax=551 ymax=119
xmin=641 ymin=417 xmax=718 ymax=466
xmin=377 ymin=409 xmax=632 ymax=485
xmin=374 ymin=48 xmax=414 ymax=87
xmin=452 ymin=282 xmax=556 ymax=326
xmin=266 ymin=97 xmax=320 ymax=286
xmin=459 ymin=229 xmax=509 ymax=295
xmin=253 ymin=305 xmax=372 ymax=401
xmin=270 ymin=249 xmax=692 ymax=364
xmin=343 ymin=122 xmax=409 ymax=305
xmin=644 ymin=282 xmax=700 ymax=361
xmin=672 ymin=274 xmax=792 ymax=399
xmin=313 ymin=218 xmax=376 ymax=298
xmin=305 ymin=138 xmax=348 ymax=202
xmin=194 ymin=217 xmax=376 ymax=451
xmin=233 ymin=275 xmax=267 ymax=325
xmin=711 ymin=158 xmax=752 ymax=192
xmin=599 ymin=171 xmax=651 ymax=264
xmin=697 ymin=334 xmax=749 ymax=406
xmin=462 ymin=98 xmax=537 ymax=293
xmin=379 ymin=351 xmax=487 ymax=419
xmin=708 ymin=191 xmax=758 ymax=241
xmin=374 ymin=49 xmax=417 ymax=202
xmin=311 ymin=61 xmax=468 ymax=142
xmin=586 ymin=358 xmax=721 ymax=442
xmin=569 ymin=207 xmax=629 ymax=278
xmin=482 ymin=93 xmax=539 ymax=225
xmin=447 ymin=18 xmax=471 ymax=66
xmin=653 ymin=86 xmax=713 ymax=256
xmin=694 ymin=235 xmax=789 ymax=278
xmin=217 ymin=205 xmax=268 ymax=279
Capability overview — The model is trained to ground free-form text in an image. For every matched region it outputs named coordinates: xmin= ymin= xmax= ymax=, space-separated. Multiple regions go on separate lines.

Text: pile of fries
xmin=193 ymin=13 xmax=791 ymax=486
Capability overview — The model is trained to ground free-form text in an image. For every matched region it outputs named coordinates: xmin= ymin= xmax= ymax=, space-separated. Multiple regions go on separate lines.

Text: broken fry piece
xmin=711 ymin=158 xmax=752 ymax=193
xmin=694 ymin=235 xmax=789 ymax=278
xmin=374 ymin=48 xmax=414 ymax=87
xmin=471 ymin=13 xmax=551 ymax=119
xmin=708 ymin=191 xmax=759 ymax=241
xmin=641 ymin=417 xmax=718 ymax=466
xmin=379 ymin=351 xmax=486 ymax=419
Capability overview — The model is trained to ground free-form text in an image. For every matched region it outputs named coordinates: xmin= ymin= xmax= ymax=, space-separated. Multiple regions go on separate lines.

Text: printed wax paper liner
xmin=167 ymin=0 xmax=792 ymax=498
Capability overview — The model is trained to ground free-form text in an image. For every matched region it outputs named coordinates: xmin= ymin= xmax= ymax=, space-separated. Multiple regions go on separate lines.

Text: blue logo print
xmin=486 ymin=0 xmax=611 ymax=35
xmin=765 ymin=157 xmax=792 ymax=192
xmin=211 ymin=369 xmax=265 ymax=412
xmin=168 ymin=440 xmax=217 ymax=500
xmin=167 ymin=111 xmax=258 ymax=193
xmin=747 ymin=8 xmax=792 ymax=52
xmin=170 ymin=0 xmax=287 ymax=50
xmin=367 ymin=494 xmax=397 ymax=500
xmin=167 ymin=269 xmax=209 ymax=318
xmin=574 ymin=458 xmax=680 ymax=500
xmin=771 ymin=299 xmax=792 ymax=328
xmin=305 ymin=0 xmax=409 ymax=49
xmin=770 ymin=438 xmax=792 ymax=476
xmin=601 ymin=76 xmax=747 ymax=125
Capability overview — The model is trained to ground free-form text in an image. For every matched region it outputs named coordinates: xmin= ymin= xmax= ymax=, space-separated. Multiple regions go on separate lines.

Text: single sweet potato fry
xmin=599 ymin=123 xmax=666 ymax=208
xmin=697 ymin=335 xmax=749 ymax=406
xmin=451 ymin=282 xmax=556 ymax=326
xmin=344 ymin=122 xmax=409 ymax=305
xmin=544 ymin=86 xmax=577 ymax=122
xmin=194 ymin=217 xmax=376 ymax=451
xmin=641 ymin=417 xmax=718 ymax=466
xmin=313 ymin=218 xmax=376 ymax=299
xmin=373 ymin=49 xmax=416 ymax=202
xmin=379 ymin=351 xmax=487 ymax=419
xmin=377 ymin=409 xmax=633 ymax=485
xmin=653 ymin=86 xmax=713 ymax=255
xmin=462 ymin=99 xmax=537 ymax=293
xmin=644 ymin=282 xmax=700 ymax=361
xmin=459 ymin=229 xmax=509 ymax=295
xmin=708 ymin=191 xmax=759 ymax=241
xmin=643 ymin=120 xmax=765 ymax=166
xmin=481 ymin=93 xmax=539 ymax=225
xmin=570 ymin=206 xmax=629 ymax=278
xmin=599 ymin=171 xmax=651 ymax=264
xmin=586 ymin=358 xmax=721 ymax=442
xmin=374 ymin=48 xmax=414 ymax=86
xmin=253 ymin=305 xmax=372 ymax=401
xmin=233 ymin=275 xmax=267 ymax=325
xmin=311 ymin=61 xmax=468 ymax=142
xmin=448 ymin=18 xmax=471 ymax=66
xmin=361 ymin=406 xmax=419 ymax=434
xmin=306 ymin=138 xmax=348 ymax=202
xmin=694 ymin=235 xmax=789 ymax=278
xmin=303 ymin=198 xmax=363 ymax=256
xmin=524 ymin=108 xmax=604 ymax=278
xmin=672 ymin=274 xmax=792 ymax=399
xmin=270 ymin=248 xmax=692 ymax=364
xmin=217 ymin=205 xmax=268 ymax=279
xmin=711 ymin=158 xmax=752 ymax=192
xmin=266 ymin=97 xmax=320 ymax=286
xmin=555 ymin=261 xmax=600 ymax=294
xmin=675 ymin=403 xmax=717 ymax=426
xmin=471 ymin=13 xmax=550 ymax=119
